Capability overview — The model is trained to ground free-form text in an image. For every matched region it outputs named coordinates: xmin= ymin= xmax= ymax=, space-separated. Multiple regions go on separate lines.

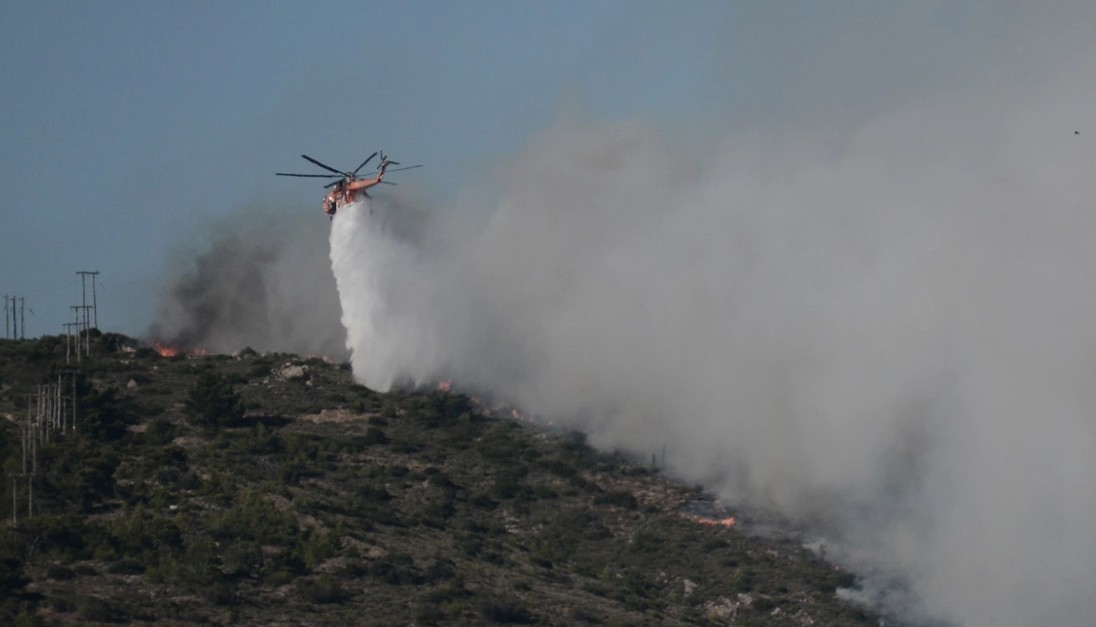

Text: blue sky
xmin=0 ymin=1 xmax=737 ymax=335
xmin=0 ymin=1 xmax=1073 ymax=337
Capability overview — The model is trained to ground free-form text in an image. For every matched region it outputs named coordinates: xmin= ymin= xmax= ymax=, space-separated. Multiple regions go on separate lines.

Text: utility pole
xmin=22 ymin=394 xmax=35 ymax=519
xmin=92 ymin=273 xmax=99 ymax=328
xmin=77 ymin=271 xmax=99 ymax=330
xmin=63 ymin=323 xmax=74 ymax=363
xmin=58 ymin=370 xmax=78 ymax=433
xmin=72 ymin=371 xmax=78 ymax=433
xmin=7 ymin=296 xmax=28 ymax=339
xmin=70 ymin=305 xmax=91 ymax=357
xmin=69 ymin=308 xmax=82 ymax=363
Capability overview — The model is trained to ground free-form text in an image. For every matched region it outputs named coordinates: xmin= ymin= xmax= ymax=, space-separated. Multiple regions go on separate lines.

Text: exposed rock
xmin=276 ymin=364 xmax=310 ymax=381
xmin=300 ymin=408 xmax=366 ymax=424
xmin=704 ymin=596 xmax=740 ymax=621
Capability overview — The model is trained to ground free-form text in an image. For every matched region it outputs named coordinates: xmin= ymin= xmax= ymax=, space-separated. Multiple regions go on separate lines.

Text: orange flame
xmin=154 ymin=341 xmax=181 ymax=357
xmin=153 ymin=341 xmax=208 ymax=358
xmin=684 ymin=515 xmax=736 ymax=528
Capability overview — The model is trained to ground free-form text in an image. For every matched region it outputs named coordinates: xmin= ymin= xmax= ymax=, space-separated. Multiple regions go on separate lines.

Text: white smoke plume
xmin=329 ymin=54 xmax=1096 ymax=624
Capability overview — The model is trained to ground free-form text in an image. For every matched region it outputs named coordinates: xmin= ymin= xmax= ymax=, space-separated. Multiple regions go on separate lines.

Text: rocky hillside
xmin=0 ymin=333 xmax=880 ymax=625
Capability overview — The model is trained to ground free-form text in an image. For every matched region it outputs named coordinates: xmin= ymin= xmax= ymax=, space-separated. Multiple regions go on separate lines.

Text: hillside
xmin=0 ymin=333 xmax=881 ymax=626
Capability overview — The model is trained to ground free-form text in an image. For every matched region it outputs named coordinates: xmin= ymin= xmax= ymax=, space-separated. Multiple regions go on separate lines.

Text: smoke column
xmin=329 ymin=57 xmax=1096 ymax=624
xmin=151 ymin=208 xmax=345 ymax=357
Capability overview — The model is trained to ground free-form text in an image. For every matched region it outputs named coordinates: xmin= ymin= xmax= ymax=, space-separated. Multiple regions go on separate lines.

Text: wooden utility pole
xmin=72 ymin=371 xmax=78 ymax=432
xmin=62 ymin=323 xmax=76 ymax=363
xmin=77 ymin=271 xmax=100 ymax=329
xmin=58 ymin=370 xmax=78 ymax=433
xmin=22 ymin=394 xmax=35 ymax=519
xmin=92 ymin=274 xmax=99 ymax=328
xmin=7 ymin=296 xmax=27 ymax=339
xmin=8 ymin=374 xmax=81 ymax=522
xmin=70 ymin=305 xmax=91 ymax=357
xmin=68 ymin=309 xmax=82 ymax=363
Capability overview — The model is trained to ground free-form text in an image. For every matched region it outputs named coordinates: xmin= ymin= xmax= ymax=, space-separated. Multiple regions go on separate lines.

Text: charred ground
xmin=0 ymin=334 xmax=879 ymax=625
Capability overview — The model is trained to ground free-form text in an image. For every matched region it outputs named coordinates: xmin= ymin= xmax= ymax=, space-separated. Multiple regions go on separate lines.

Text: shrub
xmin=106 ymin=558 xmax=145 ymax=575
xmin=78 ymin=596 xmax=119 ymax=623
xmin=363 ymin=426 xmax=388 ymax=445
xmin=186 ymin=372 xmax=244 ymax=428
xmin=212 ymin=493 xmax=298 ymax=546
xmin=298 ymin=575 xmax=347 ymax=604
xmin=594 ymin=490 xmax=638 ymax=510
xmin=478 ymin=599 xmax=534 ymax=624
xmin=222 ymin=541 xmax=263 ymax=578
xmin=0 ymin=557 xmax=27 ymax=595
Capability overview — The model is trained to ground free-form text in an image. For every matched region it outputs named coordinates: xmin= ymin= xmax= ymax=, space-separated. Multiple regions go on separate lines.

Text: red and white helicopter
xmin=277 ymin=150 xmax=421 ymax=218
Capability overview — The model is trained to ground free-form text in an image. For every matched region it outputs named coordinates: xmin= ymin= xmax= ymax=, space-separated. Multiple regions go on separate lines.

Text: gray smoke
xmin=150 ymin=208 xmax=345 ymax=357
xmin=330 ymin=67 xmax=1096 ymax=625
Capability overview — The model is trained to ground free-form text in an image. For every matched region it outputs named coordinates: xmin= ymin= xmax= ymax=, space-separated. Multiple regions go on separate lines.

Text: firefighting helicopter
xmin=276 ymin=151 xmax=422 ymax=218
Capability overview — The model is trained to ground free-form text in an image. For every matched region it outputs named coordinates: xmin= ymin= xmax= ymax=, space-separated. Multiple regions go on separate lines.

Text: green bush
xmin=186 ymin=372 xmax=244 ymax=428
xmin=0 ymin=556 xmax=27 ymax=596
xmin=298 ymin=575 xmax=347 ymax=604
xmin=46 ymin=564 xmax=75 ymax=580
xmin=222 ymin=541 xmax=263 ymax=578
xmin=106 ymin=558 xmax=145 ymax=575
xmin=478 ymin=599 xmax=534 ymax=624
xmin=78 ymin=596 xmax=120 ymax=623
xmin=594 ymin=490 xmax=638 ymax=510
xmin=79 ymin=386 xmax=132 ymax=441
xmin=363 ymin=426 xmax=388 ymax=445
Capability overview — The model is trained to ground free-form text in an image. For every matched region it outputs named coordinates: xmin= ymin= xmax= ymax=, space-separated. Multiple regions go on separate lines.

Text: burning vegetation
xmin=682 ymin=514 xmax=737 ymax=528
xmin=152 ymin=340 xmax=209 ymax=358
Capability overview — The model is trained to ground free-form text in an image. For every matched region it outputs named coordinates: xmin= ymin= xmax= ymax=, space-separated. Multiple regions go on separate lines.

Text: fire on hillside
xmin=153 ymin=341 xmax=209 ymax=358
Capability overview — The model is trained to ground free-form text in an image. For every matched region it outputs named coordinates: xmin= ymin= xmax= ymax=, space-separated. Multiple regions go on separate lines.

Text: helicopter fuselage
xmin=322 ymin=167 xmax=387 ymax=216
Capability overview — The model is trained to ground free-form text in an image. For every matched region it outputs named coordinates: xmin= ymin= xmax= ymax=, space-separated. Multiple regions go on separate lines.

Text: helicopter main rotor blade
xmin=380 ymin=181 xmax=398 ymax=185
xmin=301 ymin=154 xmax=346 ymax=175
xmin=277 ymin=173 xmax=342 ymax=178
xmin=386 ymin=164 xmax=423 ymax=173
xmin=353 ymin=152 xmax=379 ymax=175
